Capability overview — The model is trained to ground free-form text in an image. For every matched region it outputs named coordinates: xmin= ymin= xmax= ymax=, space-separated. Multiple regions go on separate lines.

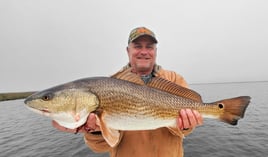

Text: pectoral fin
xmin=97 ymin=112 xmax=120 ymax=147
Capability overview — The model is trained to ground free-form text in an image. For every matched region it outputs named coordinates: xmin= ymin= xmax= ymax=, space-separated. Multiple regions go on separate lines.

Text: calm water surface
xmin=0 ymin=82 xmax=267 ymax=157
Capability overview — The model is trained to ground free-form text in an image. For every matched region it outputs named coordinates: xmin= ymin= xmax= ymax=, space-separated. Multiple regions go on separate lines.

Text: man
xmin=53 ymin=27 xmax=203 ymax=157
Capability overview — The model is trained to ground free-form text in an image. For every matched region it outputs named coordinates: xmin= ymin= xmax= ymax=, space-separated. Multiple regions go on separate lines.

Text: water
xmin=0 ymin=82 xmax=267 ymax=157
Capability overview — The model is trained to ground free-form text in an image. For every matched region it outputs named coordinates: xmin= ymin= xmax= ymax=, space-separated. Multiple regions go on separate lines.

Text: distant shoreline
xmin=190 ymin=80 xmax=268 ymax=85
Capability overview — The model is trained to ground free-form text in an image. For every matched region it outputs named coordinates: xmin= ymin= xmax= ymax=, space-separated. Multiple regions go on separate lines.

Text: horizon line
xmin=190 ymin=80 xmax=268 ymax=85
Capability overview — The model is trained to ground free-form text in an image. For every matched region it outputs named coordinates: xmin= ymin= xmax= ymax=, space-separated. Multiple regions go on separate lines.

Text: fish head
xmin=24 ymin=86 xmax=99 ymax=129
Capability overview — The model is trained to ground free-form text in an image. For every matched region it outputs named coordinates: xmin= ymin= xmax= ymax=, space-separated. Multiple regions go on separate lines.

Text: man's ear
xmin=126 ymin=46 xmax=131 ymax=56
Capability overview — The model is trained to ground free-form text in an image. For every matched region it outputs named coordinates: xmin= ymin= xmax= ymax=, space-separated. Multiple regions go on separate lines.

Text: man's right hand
xmin=52 ymin=113 xmax=101 ymax=134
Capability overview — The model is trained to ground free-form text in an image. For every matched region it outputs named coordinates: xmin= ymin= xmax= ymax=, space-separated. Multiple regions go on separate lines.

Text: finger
xmin=185 ymin=109 xmax=197 ymax=127
xmin=180 ymin=109 xmax=190 ymax=129
xmin=52 ymin=120 xmax=76 ymax=133
xmin=86 ymin=113 xmax=97 ymax=129
xmin=193 ymin=110 xmax=203 ymax=125
xmin=176 ymin=115 xmax=183 ymax=130
xmin=52 ymin=120 xmax=65 ymax=131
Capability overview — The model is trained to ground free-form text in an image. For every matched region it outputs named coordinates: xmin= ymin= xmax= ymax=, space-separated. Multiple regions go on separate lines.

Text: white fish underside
xmin=102 ymin=113 xmax=219 ymax=131
xmin=27 ymin=107 xmax=90 ymax=129
xmin=104 ymin=114 xmax=177 ymax=130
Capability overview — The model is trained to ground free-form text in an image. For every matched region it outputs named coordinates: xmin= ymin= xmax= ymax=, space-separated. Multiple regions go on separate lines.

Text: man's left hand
xmin=177 ymin=109 xmax=203 ymax=130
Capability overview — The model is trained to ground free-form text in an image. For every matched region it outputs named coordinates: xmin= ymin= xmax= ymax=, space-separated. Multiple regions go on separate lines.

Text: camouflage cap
xmin=128 ymin=27 xmax=158 ymax=44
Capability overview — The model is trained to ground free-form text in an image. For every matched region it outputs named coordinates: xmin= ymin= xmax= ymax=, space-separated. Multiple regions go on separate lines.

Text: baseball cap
xmin=128 ymin=27 xmax=158 ymax=44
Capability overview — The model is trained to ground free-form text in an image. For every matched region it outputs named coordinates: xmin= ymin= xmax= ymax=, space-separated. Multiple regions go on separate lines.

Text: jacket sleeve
xmin=155 ymin=69 xmax=188 ymax=88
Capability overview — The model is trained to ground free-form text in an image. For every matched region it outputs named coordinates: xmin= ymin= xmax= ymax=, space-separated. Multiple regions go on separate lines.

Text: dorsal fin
xmin=147 ymin=77 xmax=203 ymax=102
xmin=111 ymin=67 xmax=202 ymax=102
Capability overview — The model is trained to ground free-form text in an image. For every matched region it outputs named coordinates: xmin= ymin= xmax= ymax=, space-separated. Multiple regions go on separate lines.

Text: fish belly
xmin=103 ymin=114 xmax=177 ymax=131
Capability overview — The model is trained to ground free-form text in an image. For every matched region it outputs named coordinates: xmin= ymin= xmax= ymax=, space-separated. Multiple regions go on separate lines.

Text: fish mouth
xmin=24 ymin=97 xmax=31 ymax=104
xmin=40 ymin=109 xmax=51 ymax=113
xmin=24 ymin=98 xmax=51 ymax=114
xmin=26 ymin=106 xmax=52 ymax=116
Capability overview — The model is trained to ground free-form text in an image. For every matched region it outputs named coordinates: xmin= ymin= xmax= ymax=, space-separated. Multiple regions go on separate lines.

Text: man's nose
xmin=140 ymin=47 xmax=149 ymax=54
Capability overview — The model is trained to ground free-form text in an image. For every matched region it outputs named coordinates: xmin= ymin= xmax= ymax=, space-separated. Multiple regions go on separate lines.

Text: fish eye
xmin=218 ymin=103 xmax=224 ymax=109
xmin=42 ymin=93 xmax=53 ymax=101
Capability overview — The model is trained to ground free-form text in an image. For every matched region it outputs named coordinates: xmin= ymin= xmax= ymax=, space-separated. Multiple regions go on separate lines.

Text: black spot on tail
xmin=219 ymin=96 xmax=251 ymax=125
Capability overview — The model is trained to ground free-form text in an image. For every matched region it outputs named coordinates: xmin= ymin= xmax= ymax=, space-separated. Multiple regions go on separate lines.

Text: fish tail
xmin=217 ymin=96 xmax=251 ymax=125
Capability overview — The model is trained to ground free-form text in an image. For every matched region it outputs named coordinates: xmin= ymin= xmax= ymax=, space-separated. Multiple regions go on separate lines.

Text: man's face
xmin=127 ymin=36 xmax=157 ymax=75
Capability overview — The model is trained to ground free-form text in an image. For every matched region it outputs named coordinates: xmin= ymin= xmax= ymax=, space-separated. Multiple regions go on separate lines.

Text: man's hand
xmin=177 ymin=109 xmax=203 ymax=130
xmin=52 ymin=113 xmax=100 ymax=134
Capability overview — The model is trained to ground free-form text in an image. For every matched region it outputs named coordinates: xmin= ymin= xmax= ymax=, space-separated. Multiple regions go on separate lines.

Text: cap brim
xmin=130 ymin=34 xmax=158 ymax=43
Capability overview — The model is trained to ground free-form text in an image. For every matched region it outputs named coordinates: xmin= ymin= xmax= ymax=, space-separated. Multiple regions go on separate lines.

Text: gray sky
xmin=1 ymin=0 xmax=267 ymax=92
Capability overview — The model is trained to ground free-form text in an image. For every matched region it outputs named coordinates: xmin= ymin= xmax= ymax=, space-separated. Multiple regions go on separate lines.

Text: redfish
xmin=24 ymin=76 xmax=250 ymax=147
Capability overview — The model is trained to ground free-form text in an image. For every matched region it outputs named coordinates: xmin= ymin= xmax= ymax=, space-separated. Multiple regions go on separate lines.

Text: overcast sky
xmin=1 ymin=0 xmax=267 ymax=92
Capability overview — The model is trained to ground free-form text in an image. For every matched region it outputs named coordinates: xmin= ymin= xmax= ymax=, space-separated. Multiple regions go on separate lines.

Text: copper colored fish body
xmin=24 ymin=76 xmax=251 ymax=147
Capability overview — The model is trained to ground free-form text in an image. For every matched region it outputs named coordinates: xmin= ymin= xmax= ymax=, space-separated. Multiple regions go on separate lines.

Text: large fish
xmin=24 ymin=75 xmax=250 ymax=147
